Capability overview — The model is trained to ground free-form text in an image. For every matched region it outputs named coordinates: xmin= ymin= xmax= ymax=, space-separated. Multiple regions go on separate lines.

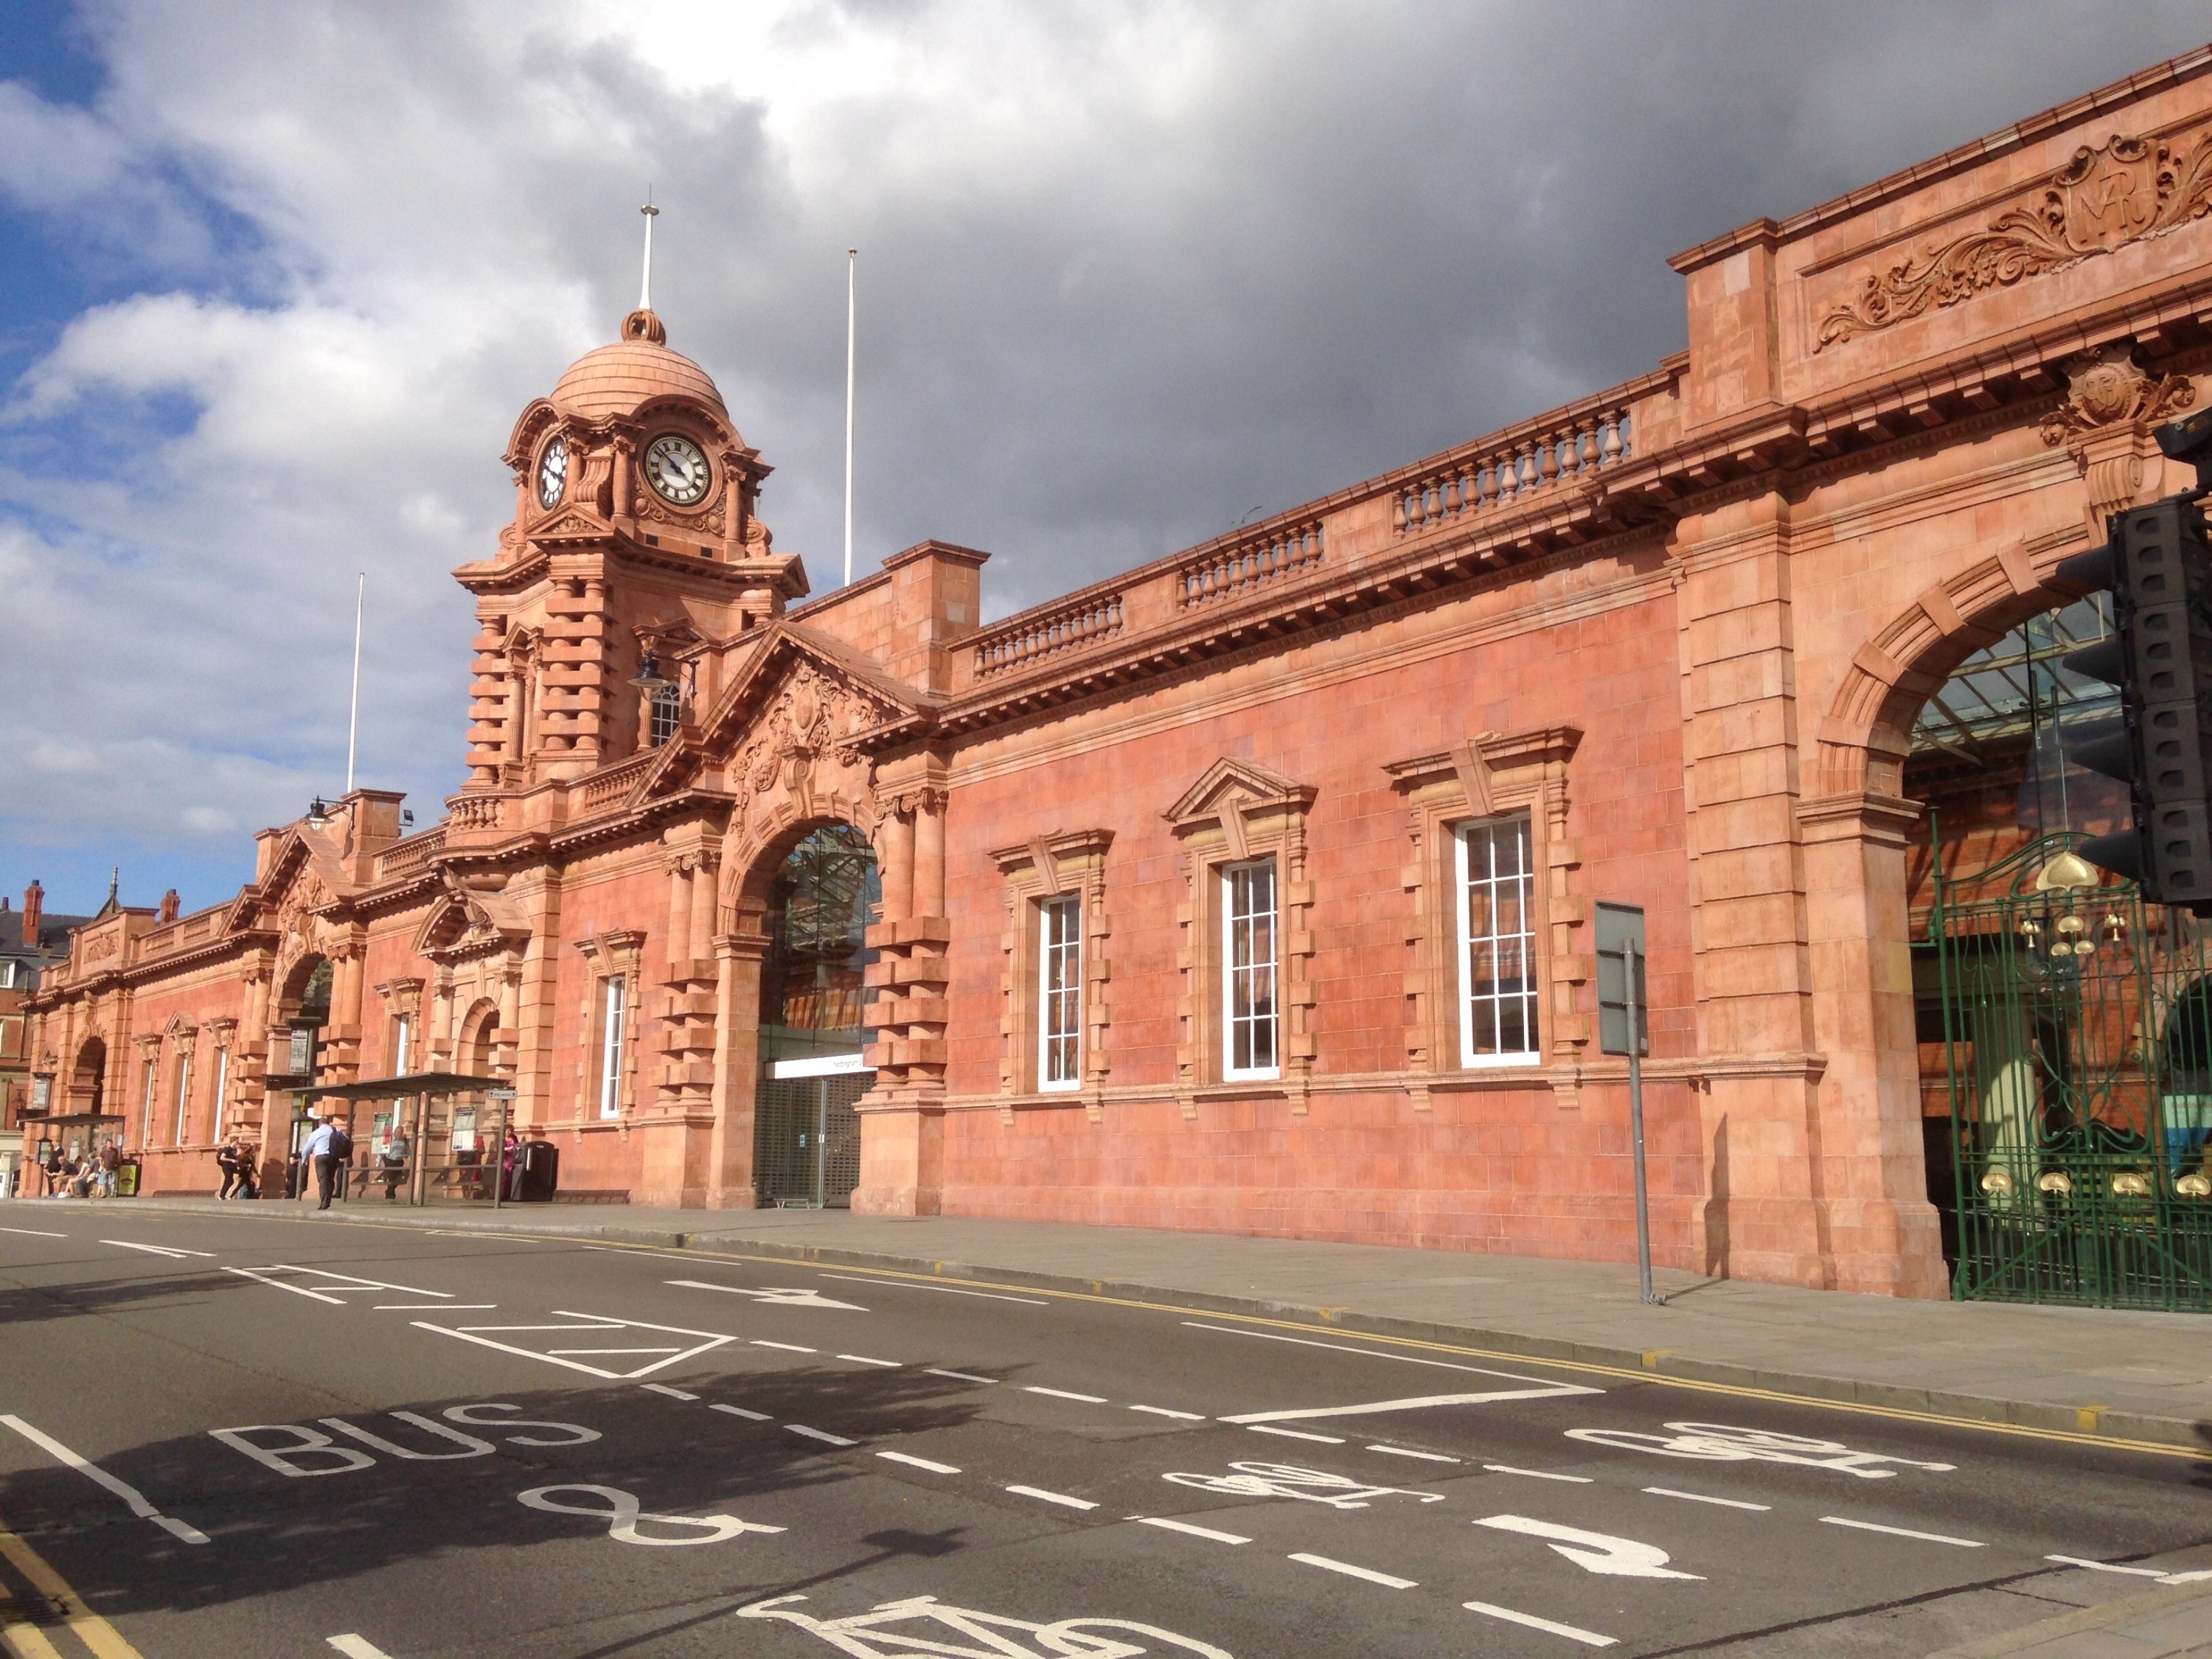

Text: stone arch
xmin=1812 ymin=538 xmax=2079 ymax=799
xmin=456 ymin=998 xmax=504 ymax=1077
xmin=69 ymin=1033 xmax=106 ymax=1119
xmin=720 ymin=793 xmax=884 ymax=931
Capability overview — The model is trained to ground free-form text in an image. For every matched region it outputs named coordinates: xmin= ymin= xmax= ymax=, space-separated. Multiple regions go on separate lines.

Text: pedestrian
xmin=216 ymin=1138 xmax=241 ymax=1201
xmin=302 ymin=1114 xmax=352 ymax=1211
xmin=379 ymin=1127 xmax=411 ymax=1202
xmin=95 ymin=1138 xmax=122 ymax=1199
xmin=501 ymin=1127 xmax=521 ymax=1201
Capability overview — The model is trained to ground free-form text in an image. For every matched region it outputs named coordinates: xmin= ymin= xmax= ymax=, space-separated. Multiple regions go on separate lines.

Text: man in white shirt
xmin=301 ymin=1116 xmax=338 ymax=1210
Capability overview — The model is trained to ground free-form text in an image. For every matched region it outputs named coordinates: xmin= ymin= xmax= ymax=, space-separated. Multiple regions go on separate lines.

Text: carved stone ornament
xmin=2038 ymin=346 xmax=2197 ymax=446
xmin=728 ymin=663 xmax=893 ymax=823
xmin=1816 ymin=132 xmax=2212 ymax=349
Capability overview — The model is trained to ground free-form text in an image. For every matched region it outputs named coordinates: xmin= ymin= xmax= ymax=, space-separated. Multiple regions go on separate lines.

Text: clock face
xmin=536 ymin=436 xmax=568 ymax=509
xmin=644 ymin=433 xmax=711 ymax=506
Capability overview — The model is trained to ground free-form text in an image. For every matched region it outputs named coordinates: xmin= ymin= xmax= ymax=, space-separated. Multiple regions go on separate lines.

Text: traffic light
xmin=2056 ymin=481 xmax=2212 ymax=911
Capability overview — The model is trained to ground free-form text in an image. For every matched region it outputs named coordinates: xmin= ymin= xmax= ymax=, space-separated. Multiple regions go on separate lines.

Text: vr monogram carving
xmin=1816 ymin=131 xmax=2212 ymax=349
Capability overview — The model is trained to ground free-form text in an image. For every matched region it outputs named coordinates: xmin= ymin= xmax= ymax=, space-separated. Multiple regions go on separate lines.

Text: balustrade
xmin=448 ymin=795 xmax=505 ymax=832
xmin=1178 ymin=521 xmax=1324 ymax=608
xmin=578 ymin=753 xmax=656 ymax=808
xmin=973 ymin=593 xmax=1126 ymax=679
xmin=375 ymin=827 xmax=446 ymax=880
xmin=1395 ymin=408 xmax=1632 ymax=535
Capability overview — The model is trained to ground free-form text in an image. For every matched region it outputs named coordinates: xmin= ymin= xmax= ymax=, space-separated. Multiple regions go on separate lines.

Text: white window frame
xmin=211 ymin=1045 xmax=230 ymax=1139
xmin=1037 ymin=894 xmax=1083 ymax=1092
xmin=173 ymin=1048 xmax=193 ymax=1146
xmin=393 ymin=1015 xmax=411 ymax=1077
xmin=1454 ymin=815 xmax=1541 ymax=1068
xmin=140 ymin=1059 xmax=159 ymax=1145
xmin=597 ymin=975 xmax=626 ymax=1119
xmin=1221 ymin=859 xmax=1280 ymax=1082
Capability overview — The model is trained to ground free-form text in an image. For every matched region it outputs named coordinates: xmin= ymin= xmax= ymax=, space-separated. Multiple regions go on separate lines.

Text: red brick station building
xmin=27 ymin=50 xmax=2212 ymax=1304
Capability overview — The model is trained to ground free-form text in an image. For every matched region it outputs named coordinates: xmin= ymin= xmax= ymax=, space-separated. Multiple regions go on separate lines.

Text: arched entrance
xmin=752 ymin=824 xmax=880 ymax=1207
xmin=66 ymin=1035 xmax=107 ymax=1156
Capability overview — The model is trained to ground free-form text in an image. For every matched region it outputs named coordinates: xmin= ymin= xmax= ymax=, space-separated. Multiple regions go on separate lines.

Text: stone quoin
xmin=27 ymin=45 xmax=2212 ymax=1295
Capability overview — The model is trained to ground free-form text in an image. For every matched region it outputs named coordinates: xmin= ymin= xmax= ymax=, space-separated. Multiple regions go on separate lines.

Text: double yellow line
xmin=0 ymin=1524 xmax=141 ymax=1659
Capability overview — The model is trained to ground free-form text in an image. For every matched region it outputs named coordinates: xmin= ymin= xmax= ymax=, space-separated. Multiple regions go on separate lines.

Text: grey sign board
xmin=1594 ymin=901 xmax=1647 ymax=1058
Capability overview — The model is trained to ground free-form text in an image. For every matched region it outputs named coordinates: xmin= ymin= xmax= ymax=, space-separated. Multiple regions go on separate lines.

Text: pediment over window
xmin=527 ymin=507 xmax=614 ymax=543
xmin=413 ymin=872 xmax=531 ymax=962
xmin=1163 ymin=757 xmax=1316 ymax=862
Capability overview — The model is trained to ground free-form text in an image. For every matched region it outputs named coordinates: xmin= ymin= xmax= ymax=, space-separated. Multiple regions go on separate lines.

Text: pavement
xmin=72 ymin=1192 xmax=2212 ymax=1455
xmin=4 ymin=1203 xmax=2211 ymax=1658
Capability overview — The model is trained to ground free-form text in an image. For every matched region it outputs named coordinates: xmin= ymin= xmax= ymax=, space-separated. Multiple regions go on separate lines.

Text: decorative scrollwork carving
xmin=1817 ymin=132 xmax=2212 ymax=349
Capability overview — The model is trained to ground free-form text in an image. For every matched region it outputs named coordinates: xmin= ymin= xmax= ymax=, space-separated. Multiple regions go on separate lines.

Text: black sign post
xmin=1596 ymin=902 xmax=1664 ymax=1307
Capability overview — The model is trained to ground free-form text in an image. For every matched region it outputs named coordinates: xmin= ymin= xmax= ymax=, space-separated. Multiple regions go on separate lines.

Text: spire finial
xmin=639 ymin=191 xmax=659 ymax=313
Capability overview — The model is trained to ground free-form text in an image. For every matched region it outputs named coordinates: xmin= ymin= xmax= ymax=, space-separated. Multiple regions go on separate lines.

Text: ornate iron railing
xmin=1930 ymin=823 xmax=2212 ymax=1311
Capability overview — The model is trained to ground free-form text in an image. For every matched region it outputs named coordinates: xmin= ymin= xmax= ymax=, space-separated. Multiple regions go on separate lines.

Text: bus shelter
xmin=292 ymin=1072 xmax=514 ymax=1208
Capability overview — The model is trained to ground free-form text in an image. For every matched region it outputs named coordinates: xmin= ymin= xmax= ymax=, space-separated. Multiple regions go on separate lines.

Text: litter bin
xmin=517 ymin=1138 xmax=559 ymax=1202
xmin=116 ymin=1158 xmax=141 ymax=1197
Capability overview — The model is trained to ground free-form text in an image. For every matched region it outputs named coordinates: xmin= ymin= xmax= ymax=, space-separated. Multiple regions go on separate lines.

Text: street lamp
xmin=305 ymin=796 xmax=330 ymax=827
xmin=628 ymin=654 xmax=676 ymax=695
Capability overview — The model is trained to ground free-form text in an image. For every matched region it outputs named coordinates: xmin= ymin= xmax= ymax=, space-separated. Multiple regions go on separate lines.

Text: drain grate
xmin=0 ymin=1593 xmax=69 ymax=1625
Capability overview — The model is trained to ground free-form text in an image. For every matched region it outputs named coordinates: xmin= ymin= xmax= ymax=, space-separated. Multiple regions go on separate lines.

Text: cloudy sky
xmin=2 ymin=1 xmax=2206 ymax=917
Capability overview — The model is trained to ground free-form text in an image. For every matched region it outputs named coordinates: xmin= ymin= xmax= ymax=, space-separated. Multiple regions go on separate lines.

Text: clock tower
xmin=453 ymin=305 xmax=808 ymax=792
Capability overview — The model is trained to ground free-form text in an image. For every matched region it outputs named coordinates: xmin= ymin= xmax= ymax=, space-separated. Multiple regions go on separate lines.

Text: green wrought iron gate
xmin=1931 ymin=830 xmax=2212 ymax=1310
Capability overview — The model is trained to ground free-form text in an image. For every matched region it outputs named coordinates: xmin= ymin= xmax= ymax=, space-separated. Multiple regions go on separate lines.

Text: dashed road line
xmin=1290 ymin=1552 xmax=1416 ymax=1588
xmin=1463 ymin=1599 xmax=1616 ymax=1647
xmin=328 ymin=1637 xmax=397 ymax=1658
xmin=753 ymin=1340 xmax=817 ymax=1354
xmin=1368 ymin=1444 xmax=1459 ymax=1463
xmin=2048 ymin=1554 xmax=2169 ymax=1579
xmin=785 ymin=1425 xmax=858 ymax=1447
xmin=1129 ymin=1405 xmax=1204 ymax=1421
xmin=818 ymin=1273 xmax=1048 ymax=1305
xmin=1006 ymin=1484 xmax=1097 ymax=1511
xmin=1023 ymin=1386 xmax=1108 ymax=1403
xmin=837 ymin=1354 xmax=901 ymax=1368
xmin=1821 ymin=1516 xmax=1983 ymax=1548
xmin=1484 ymin=1464 xmax=1591 ymax=1483
xmin=0 ymin=1226 xmax=66 ymax=1238
xmin=0 ymin=1415 xmax=209 ymax=1545
xmin=102 ymin=1239 xmax=215 ymax=1259
xmin=641 ymin=1384 xmax=699 ymax=1401
xmin=1135 ymin=1515 xmax=1251 ymax=1545
xmin=1245 ymin=1425 xmax=1343 ymax=1444
xmin=877 ymin=1451 xmax=962 ymax=1475
xmin=373 ymin=1303 xmax=495 ymax=1311
xmin=711 ymin=1404 xmax=771 ymax=1422
xmin=1645 ymin=1486 xmax=1768 ymax=1512
xmin=925 ymin=1367 xmax=998 ymax=1384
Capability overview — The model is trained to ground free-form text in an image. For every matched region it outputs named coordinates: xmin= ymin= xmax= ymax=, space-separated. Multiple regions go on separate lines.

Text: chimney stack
xmin=158 ymin=889 xmax=181 ymax=923
xmin=22 ymin=880 xmax=43 ymax=941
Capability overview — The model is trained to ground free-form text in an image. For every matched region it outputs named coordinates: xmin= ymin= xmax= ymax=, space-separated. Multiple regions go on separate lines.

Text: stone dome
xmin=549 ymin=309 xmax=728 ymax=421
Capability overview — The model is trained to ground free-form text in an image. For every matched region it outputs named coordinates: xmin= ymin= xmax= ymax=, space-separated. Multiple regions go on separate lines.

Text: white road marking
xmin=1476 ymin=1514 xmax=1702 ymax=1579
xmin=328 ymin=1636 xmax=397 ymax=1658
xmin=2047 ymin=1554 xmax=2168 ymax=1578
xmin=1245 ymin=1425 xmax=1344 ymax=1443
xmin=0 ymin=1413 xmax=209 ymax=1544
xmin=228 ymin=1267 xmax=347 ymax=1304
xmin=1187 ymin=1322 xmax=1601 ymax=1391
xmin=877 ymin=1451 xmax=962 ymax=1474
xmin=754 ymin=1340 xmax=817 ymax=1354
xmin=1226 ymin=1386 xmax=1598 ymax=1426
xmin=414 ymin=1312 xmax=736 ymax=1380
xmin=668 ymin=1279 xmax=868 ymax=1311
xmin=1006 ymin=1484 xmax=1097 ymax=1510
xmin=1024 ymin=1386 xmax=1108 ymax=1403
xmin=641 ymin=1384 xmax=699 ymax=1401
xmin=1130 ymin=1405 xmax=1205 ymax=1421
xmin=518 ymin=1483 xmax=784 ymax=1545
xmin=102 ymin=1239 xmax=215 ymax=1259
xmin=1821 ymin=1516 xmax=1983 ymax=1547
xmin=1645 ymin=1486 xmax=1769 ymax=1512
xmin=1165 ymin=1463 xmax=1444 ymax=1510
xmin=786 ymin=1425 xmax=858 ymax=1447
xmin=1368 ymin=1444 xmax=1460 ymax=1463
xmin=1570 ymin=1422 xmax=1955 ymax=1479
xmin=818 ymin=1273 xmax=1048 ymax=1305
xmin=712 ymin=1405 xmax=771 ymax=1422
xmin=1485 ymin=1464 xmax=1591 ymax=1483
xmin=837 ymin=1354 xmax=901 ymax=1368
xmin=1463 ymin=1599 xmax=1617 ymax=1647
xmin=548 ymin=1347 xmax=683 ymax=1357
xmin=1289 ymin=1552 xmax=1416 ymax=1588
xmin=0 ymin=1226 xmax=67 ymax=1238
xmin=1134 ymin=1516 xmax=1252 ymax=1544
xmin=375 ymin=1304 xmax=496 ymax=1311
xmin=229 ymin=1265 xmax=451 ymax=1302
xmin=926 ymin=1368 xmax=998 ymax=1385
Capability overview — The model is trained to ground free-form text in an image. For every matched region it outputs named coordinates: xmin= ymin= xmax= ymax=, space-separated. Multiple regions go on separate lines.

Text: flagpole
xmin=844 ymin=247 xmax=857 ymax=587
xmin=345 ymin=572 xmax=364 ymax=795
